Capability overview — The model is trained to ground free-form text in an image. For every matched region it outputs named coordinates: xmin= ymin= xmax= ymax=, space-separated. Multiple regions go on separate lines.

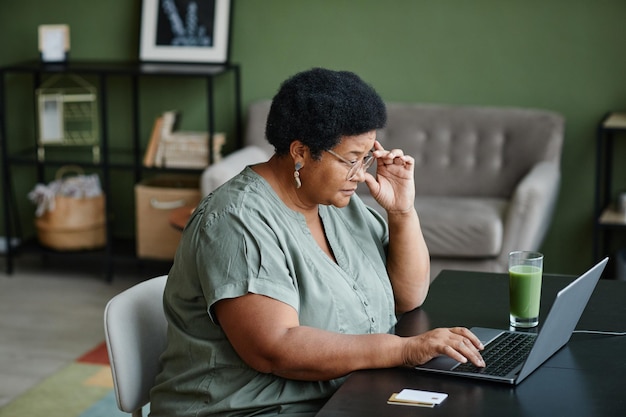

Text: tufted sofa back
xmin=382 ymin=103 xmax=564 ymax=198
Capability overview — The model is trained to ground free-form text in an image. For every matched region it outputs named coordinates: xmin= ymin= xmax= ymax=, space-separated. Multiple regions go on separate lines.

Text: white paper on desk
xmin=395 ymin=389 xmax=448 ymax=405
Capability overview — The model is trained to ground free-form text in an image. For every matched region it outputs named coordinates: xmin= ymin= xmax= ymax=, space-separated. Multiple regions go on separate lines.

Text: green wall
xmin=1 ymin=0 xmax=625 ymax=275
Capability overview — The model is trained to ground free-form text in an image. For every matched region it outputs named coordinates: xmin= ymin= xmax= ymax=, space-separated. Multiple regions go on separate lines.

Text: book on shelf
xmin=142 ymin=116 xmax=163 ymax=167
xmin=152 ymin=110 xmax=179 ymax=167
xmin=162 ymin=131 xmax=226 ymax=168
xmin=142 ymin=110 xmax=226 ymax=169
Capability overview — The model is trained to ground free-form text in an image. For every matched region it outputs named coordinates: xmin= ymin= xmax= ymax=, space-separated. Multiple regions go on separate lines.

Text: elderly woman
xmin=149 ymin=68 xmax=484 ymax=417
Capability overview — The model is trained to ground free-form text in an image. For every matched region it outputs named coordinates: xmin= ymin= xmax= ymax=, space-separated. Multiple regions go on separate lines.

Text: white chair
xmin=104 ymin=275 xmax=168 ymax=417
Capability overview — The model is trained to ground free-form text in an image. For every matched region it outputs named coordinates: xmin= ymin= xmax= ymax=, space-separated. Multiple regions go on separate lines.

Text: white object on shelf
xmin=0 ymin=237 xmax=21 ymax=254
xmin=603 ymin=112 xmax=626 ymax=129
xmin=38 ymin=24 xmax=70 ymax=62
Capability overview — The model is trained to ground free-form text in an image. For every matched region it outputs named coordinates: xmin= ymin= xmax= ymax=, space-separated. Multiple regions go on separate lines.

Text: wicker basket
xmin=34 ymin=166 xmax=106 ymax=251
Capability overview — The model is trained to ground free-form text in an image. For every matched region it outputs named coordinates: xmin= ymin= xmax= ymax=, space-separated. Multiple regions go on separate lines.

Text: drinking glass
xmin=509 ymin=251 xmax=543 ymax=328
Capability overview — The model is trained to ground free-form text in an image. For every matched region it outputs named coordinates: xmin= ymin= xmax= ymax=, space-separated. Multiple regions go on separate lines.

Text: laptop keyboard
xmin=454 ymin=332 xmax=537 ymax=377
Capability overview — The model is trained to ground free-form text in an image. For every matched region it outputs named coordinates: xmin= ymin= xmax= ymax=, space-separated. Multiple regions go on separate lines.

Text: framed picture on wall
xmin=139 ymin=0 xmax=231 ymax=64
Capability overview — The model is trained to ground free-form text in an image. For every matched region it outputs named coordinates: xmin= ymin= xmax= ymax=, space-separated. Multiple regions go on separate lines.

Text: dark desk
xmin=316 ymin=270 xmax=626 ymax=417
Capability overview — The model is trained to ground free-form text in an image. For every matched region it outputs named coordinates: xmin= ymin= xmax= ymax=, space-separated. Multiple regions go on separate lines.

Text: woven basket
xmin=34 ymin=166 xmax=106 ymax=251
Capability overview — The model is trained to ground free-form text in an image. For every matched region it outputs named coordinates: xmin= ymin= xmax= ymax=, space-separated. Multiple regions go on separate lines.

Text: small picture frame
xmin=139 ymin=0 xmax=231 ymax=64
xmin=38 ymin=25 xmax=70 ymax=63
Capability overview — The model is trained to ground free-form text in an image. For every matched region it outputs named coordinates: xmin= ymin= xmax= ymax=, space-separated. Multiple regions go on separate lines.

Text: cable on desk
xmin=573 ymin=330 xmax=626 ymax=336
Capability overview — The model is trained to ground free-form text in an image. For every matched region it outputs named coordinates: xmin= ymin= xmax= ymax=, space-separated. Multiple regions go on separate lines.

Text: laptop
xmin=414 ymin=257 xmax=608 ymax=385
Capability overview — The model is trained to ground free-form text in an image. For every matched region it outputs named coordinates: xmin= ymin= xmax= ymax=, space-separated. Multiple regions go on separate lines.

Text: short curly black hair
xmin=265 ymin=68 xmax=387 ymax=159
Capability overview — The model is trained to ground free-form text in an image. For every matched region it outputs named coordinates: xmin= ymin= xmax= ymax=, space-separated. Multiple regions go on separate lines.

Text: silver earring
xmin=294 ymin=162 xmax=302 ymax=189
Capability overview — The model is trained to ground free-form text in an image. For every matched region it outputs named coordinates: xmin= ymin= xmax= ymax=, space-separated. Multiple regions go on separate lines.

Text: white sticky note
xmin=395 ymin=388 xmax=448 ymax=405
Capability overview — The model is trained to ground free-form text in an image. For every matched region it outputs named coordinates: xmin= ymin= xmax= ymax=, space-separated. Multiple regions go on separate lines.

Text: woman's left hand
xmin=363 ymin=140 xmax=415 ymax=214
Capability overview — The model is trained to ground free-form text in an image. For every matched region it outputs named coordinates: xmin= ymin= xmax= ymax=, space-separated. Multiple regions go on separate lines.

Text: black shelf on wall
xmin=0 ymin=60 xmax=242 ymax=281
xmin=592 ymin=112 xmax=626 ymax=279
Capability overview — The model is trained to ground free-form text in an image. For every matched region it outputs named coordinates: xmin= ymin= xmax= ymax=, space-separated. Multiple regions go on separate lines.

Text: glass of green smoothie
xmin=509 ymin=251 xmax=543 ymax=328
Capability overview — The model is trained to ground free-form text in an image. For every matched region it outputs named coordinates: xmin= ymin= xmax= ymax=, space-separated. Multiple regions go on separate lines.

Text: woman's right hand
xmin=403 ymin=327 xmax=485 ymax=367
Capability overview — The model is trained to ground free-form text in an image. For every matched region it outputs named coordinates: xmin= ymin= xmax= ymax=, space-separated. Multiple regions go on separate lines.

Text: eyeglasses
xmin=326 ymin=149 xmax=375 ymax=180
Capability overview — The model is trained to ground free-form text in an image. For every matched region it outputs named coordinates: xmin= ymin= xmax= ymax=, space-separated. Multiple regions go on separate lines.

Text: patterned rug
xmin=0 ymin=342 xmax=149 ymax=417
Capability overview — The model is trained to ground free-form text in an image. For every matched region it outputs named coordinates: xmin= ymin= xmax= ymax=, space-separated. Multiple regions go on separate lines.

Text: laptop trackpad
xmin=424 ymin=355 xmax=460 ymax=370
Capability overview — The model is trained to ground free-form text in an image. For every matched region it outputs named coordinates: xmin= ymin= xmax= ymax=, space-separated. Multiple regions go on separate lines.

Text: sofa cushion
xmin=360 ymin=193 xmax=507 ymax=258
xmin=416 ymin=196 xmax=507 ymax=258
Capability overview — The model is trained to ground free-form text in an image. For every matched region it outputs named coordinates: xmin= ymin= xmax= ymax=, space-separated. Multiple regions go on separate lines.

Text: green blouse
xmin=149 ymin=167 xmax=396 ymax=417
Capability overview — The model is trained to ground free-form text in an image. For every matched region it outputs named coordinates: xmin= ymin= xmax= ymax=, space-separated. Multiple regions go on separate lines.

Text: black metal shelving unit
xmin=0 ymin=60 xmax=242 ymax=281
xmin=592 ymin=111 xmax=626 ymax=279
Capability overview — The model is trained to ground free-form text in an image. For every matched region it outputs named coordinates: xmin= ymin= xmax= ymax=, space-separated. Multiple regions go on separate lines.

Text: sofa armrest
xmin=499 ymin=161 xmax=560 ymax=264
xmin=201 ymin=146 xmax=271 ymax=196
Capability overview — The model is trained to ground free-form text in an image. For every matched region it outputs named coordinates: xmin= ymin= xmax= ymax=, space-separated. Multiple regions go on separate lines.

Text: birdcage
xmin=36 ymin=74 xmax=100 ymax=162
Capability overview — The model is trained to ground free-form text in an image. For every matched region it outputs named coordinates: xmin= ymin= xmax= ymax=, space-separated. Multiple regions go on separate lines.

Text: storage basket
xmin=33 ymin=166 xmax=106 ymax=251
xmin=135 ymin=174 xmax=201 ymax=260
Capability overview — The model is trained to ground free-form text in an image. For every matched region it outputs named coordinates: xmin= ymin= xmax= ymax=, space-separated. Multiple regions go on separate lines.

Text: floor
xmin=0 ymin=254 xmax=170 ymax=408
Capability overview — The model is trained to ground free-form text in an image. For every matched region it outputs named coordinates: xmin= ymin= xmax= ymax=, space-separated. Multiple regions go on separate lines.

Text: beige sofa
xmin=202 ymin=100 xmax=564 ymax=280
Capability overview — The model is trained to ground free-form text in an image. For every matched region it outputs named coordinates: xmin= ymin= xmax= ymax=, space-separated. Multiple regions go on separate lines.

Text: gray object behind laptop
xmin=414 ymin=258 xmax=608 ymax=385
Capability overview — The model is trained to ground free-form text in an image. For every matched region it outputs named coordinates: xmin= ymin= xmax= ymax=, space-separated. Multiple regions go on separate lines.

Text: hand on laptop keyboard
xmin=404 ymin=327 xmax=486 ymax=368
